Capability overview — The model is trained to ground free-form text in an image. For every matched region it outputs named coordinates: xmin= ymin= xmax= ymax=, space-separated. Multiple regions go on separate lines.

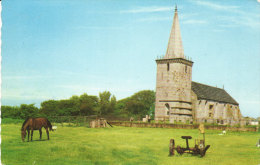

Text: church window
xmin=209 ymin=105 xmax=214 ymax=110
xmin=185 ymin=66 xmax=187 ymax=73
xmin=167 ymin=63 xmax=170 ymax=71
xmin=165 ymin=103 xmax=170 ymax=116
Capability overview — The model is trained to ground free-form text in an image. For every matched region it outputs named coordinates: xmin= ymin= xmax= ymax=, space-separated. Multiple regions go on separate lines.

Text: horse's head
xmin=21 ymin=129 xmax=26 ymax=142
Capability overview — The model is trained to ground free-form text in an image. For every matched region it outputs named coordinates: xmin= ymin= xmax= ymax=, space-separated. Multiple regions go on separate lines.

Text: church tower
xmin=155 ymin=6 xmax=193 ymax=123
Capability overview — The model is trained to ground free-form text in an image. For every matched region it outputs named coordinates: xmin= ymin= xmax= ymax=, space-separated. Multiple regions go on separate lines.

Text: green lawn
xmin=1 ymin=122 xmax=260 ymax=165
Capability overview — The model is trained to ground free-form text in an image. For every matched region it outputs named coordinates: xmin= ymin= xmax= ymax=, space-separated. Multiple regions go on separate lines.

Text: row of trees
xmin=40 ymin=92 xmax=116 ymax=117
xmin=1 ymin=90 xmax=155 ymax=120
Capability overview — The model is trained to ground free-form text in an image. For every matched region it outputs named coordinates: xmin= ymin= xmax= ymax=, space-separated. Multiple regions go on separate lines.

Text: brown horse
xmin=21 ymin=117 xmax=53 ymax=142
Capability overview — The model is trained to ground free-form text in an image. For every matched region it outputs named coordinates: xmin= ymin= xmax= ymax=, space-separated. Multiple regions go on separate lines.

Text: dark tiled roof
xmin=192 ymin=82 xmax=239 ymax=105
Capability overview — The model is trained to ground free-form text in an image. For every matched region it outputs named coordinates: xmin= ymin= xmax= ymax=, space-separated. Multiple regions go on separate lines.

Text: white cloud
xmin=3 ymin=94 xmax=50 ymax=100
xmin=120 ymin=6 xmax=174 ymax=14
xmin=192 ymin=1 xmax=240 ymax=11
xmin=74 ymin=26 xmax=123 ymax=30
xmin=2 ymin=90 xmax=51 ymax=100
xmin=191 ymin=1 xmax=260 ymax=29
xmin=57 ymin=84 xmax=146 ymax=94
xmin=212 ymin=29 xmax=225 ymax=32
xmin=3 ymin=75 xmax=51 ymax=80
xmin=218 ymin=15 xmax=260 ymax=29
xmin=137 ymin=16 xmax=171 ymax=22
xmin=182 ymin=19 xmax=207 ymax=25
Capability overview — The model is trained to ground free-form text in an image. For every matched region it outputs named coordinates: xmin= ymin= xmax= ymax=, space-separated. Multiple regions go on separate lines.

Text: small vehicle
xmin=169 ymin=136 xmax=210 ymax=157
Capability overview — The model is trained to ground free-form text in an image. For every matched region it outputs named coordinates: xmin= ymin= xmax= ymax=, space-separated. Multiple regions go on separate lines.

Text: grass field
xmin=1 ymin=122 xmax=260 ymax=165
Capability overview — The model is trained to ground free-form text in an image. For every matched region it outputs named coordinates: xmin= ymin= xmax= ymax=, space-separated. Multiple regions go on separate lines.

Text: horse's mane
xmin=21 ymin=118 xmax=30 ymax=130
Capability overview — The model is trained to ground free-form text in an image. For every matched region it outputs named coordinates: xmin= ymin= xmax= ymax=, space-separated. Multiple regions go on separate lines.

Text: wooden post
xmin=169 ymin=139 xmax=175 ymax=156
xmin=203 ymin=133 xmax=205 ymax=146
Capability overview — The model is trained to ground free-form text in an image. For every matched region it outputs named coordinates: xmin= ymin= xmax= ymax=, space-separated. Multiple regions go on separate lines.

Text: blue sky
xmin=1 ymin=0 xmax=260 ymax=117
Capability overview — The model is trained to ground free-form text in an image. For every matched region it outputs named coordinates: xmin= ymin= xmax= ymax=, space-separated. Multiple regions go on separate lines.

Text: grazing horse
xmin=21 ymin=117 xmax=53 ymax=142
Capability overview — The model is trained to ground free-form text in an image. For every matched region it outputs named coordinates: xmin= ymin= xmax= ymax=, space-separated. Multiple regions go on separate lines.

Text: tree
xmin=20 ymin=104 xmax=39 ymax=119
xmin=1 ymin=105 xmax=21 ymax=119
xmin=97 ymin=91 xmax=117 ymax=115
xmin=40 ymin=100 xmax=59 ymax=117
xmin=125 ymin=90 xmax=155 ymax=118
xmin=58 ymin=98 xmax=79 ymax=116
xmin=109 ymin=95 xmax=117 ymax=114
xmin=68 ymin=95 xmax=80 ymax=115
xmin=79 ymin=93 xmax=99 ymax=115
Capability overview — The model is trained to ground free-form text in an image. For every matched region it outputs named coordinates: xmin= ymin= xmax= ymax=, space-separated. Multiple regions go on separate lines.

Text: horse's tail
xmin=46 ymin=119 xmax=53 ymax=131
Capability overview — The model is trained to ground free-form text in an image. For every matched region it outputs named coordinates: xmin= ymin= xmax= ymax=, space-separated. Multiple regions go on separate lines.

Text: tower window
xmin=185 ymin=66 xmax=187 ymax=73
xmin=167 ymin=63 xmax=170 ymax=71
xmin=209 ymin=113 xmax=212 ymax=117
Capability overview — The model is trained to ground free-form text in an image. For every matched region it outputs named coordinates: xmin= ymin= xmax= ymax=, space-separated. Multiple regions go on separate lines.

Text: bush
xmin=1 ymin=118 xmax=24 ymax=124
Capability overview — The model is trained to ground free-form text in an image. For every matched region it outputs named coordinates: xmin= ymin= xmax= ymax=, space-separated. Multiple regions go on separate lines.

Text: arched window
xmin=167 ymin=63 xmax=170 ymax=71
xmin=165 ymin=103 xmax=170 ymax=115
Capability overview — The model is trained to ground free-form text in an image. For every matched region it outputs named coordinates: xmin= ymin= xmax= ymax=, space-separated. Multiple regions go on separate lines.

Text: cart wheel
xmin=200 ymin=149 xmax=205 ymax=157
xmin=200 ymin=145 xmax=210 ymax=157
xmin=177 ymin=146 xmax=184 ymax=155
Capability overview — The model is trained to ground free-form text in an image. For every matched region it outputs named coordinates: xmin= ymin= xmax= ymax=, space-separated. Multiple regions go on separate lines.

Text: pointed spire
xmin=165 ymin=5 xmax=184 ymax=59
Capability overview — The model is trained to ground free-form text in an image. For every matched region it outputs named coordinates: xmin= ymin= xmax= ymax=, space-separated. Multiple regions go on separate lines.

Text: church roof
xmin=165 ymin=5 xmax=184 ymax=59
xmin=192 ymin=82 xmax=239 ymax=105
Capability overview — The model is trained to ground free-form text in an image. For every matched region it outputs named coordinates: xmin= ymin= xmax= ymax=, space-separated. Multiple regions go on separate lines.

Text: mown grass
xmin=1 ymin=121 xmax=260 ymax=165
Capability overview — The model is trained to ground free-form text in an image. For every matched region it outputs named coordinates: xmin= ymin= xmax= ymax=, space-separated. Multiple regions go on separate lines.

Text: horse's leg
xmin=31 ymin=130 xmax=34 ymax=141
xmin=39 ymin=129 xmax=42 ymax=140
xmin=27 ymin=130 xmax=30 ymax=142
xmin=46 ymin=128 xmax=50 ymax=140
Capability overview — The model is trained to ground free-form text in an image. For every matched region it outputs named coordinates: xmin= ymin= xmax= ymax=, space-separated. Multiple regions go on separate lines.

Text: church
xmin=154 ymin=6 xmax=242 ymax=125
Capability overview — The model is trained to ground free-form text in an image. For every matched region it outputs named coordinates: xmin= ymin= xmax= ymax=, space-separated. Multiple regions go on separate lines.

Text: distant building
xmin=249 ymin=121 xmax=259 ymax=126
xmin=154 ymin=6 xmax=242 ymax=125
xmin=243 ymin=117 xmax=259 ymax=126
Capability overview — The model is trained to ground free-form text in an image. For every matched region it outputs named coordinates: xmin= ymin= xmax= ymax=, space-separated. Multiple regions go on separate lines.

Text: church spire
xmin=165 ymin=5 xmax=184 ymax=59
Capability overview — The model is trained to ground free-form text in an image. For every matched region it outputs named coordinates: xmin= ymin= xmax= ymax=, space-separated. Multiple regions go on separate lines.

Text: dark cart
xmin=169 ymin=136 xmax=210 ymax=157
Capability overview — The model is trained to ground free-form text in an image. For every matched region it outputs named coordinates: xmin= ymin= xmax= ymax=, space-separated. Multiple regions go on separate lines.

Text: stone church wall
xmin=193 ymin=99 xmax=241 ymax=125
xmin=155 ymin=61 xmax=193 ymax=121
